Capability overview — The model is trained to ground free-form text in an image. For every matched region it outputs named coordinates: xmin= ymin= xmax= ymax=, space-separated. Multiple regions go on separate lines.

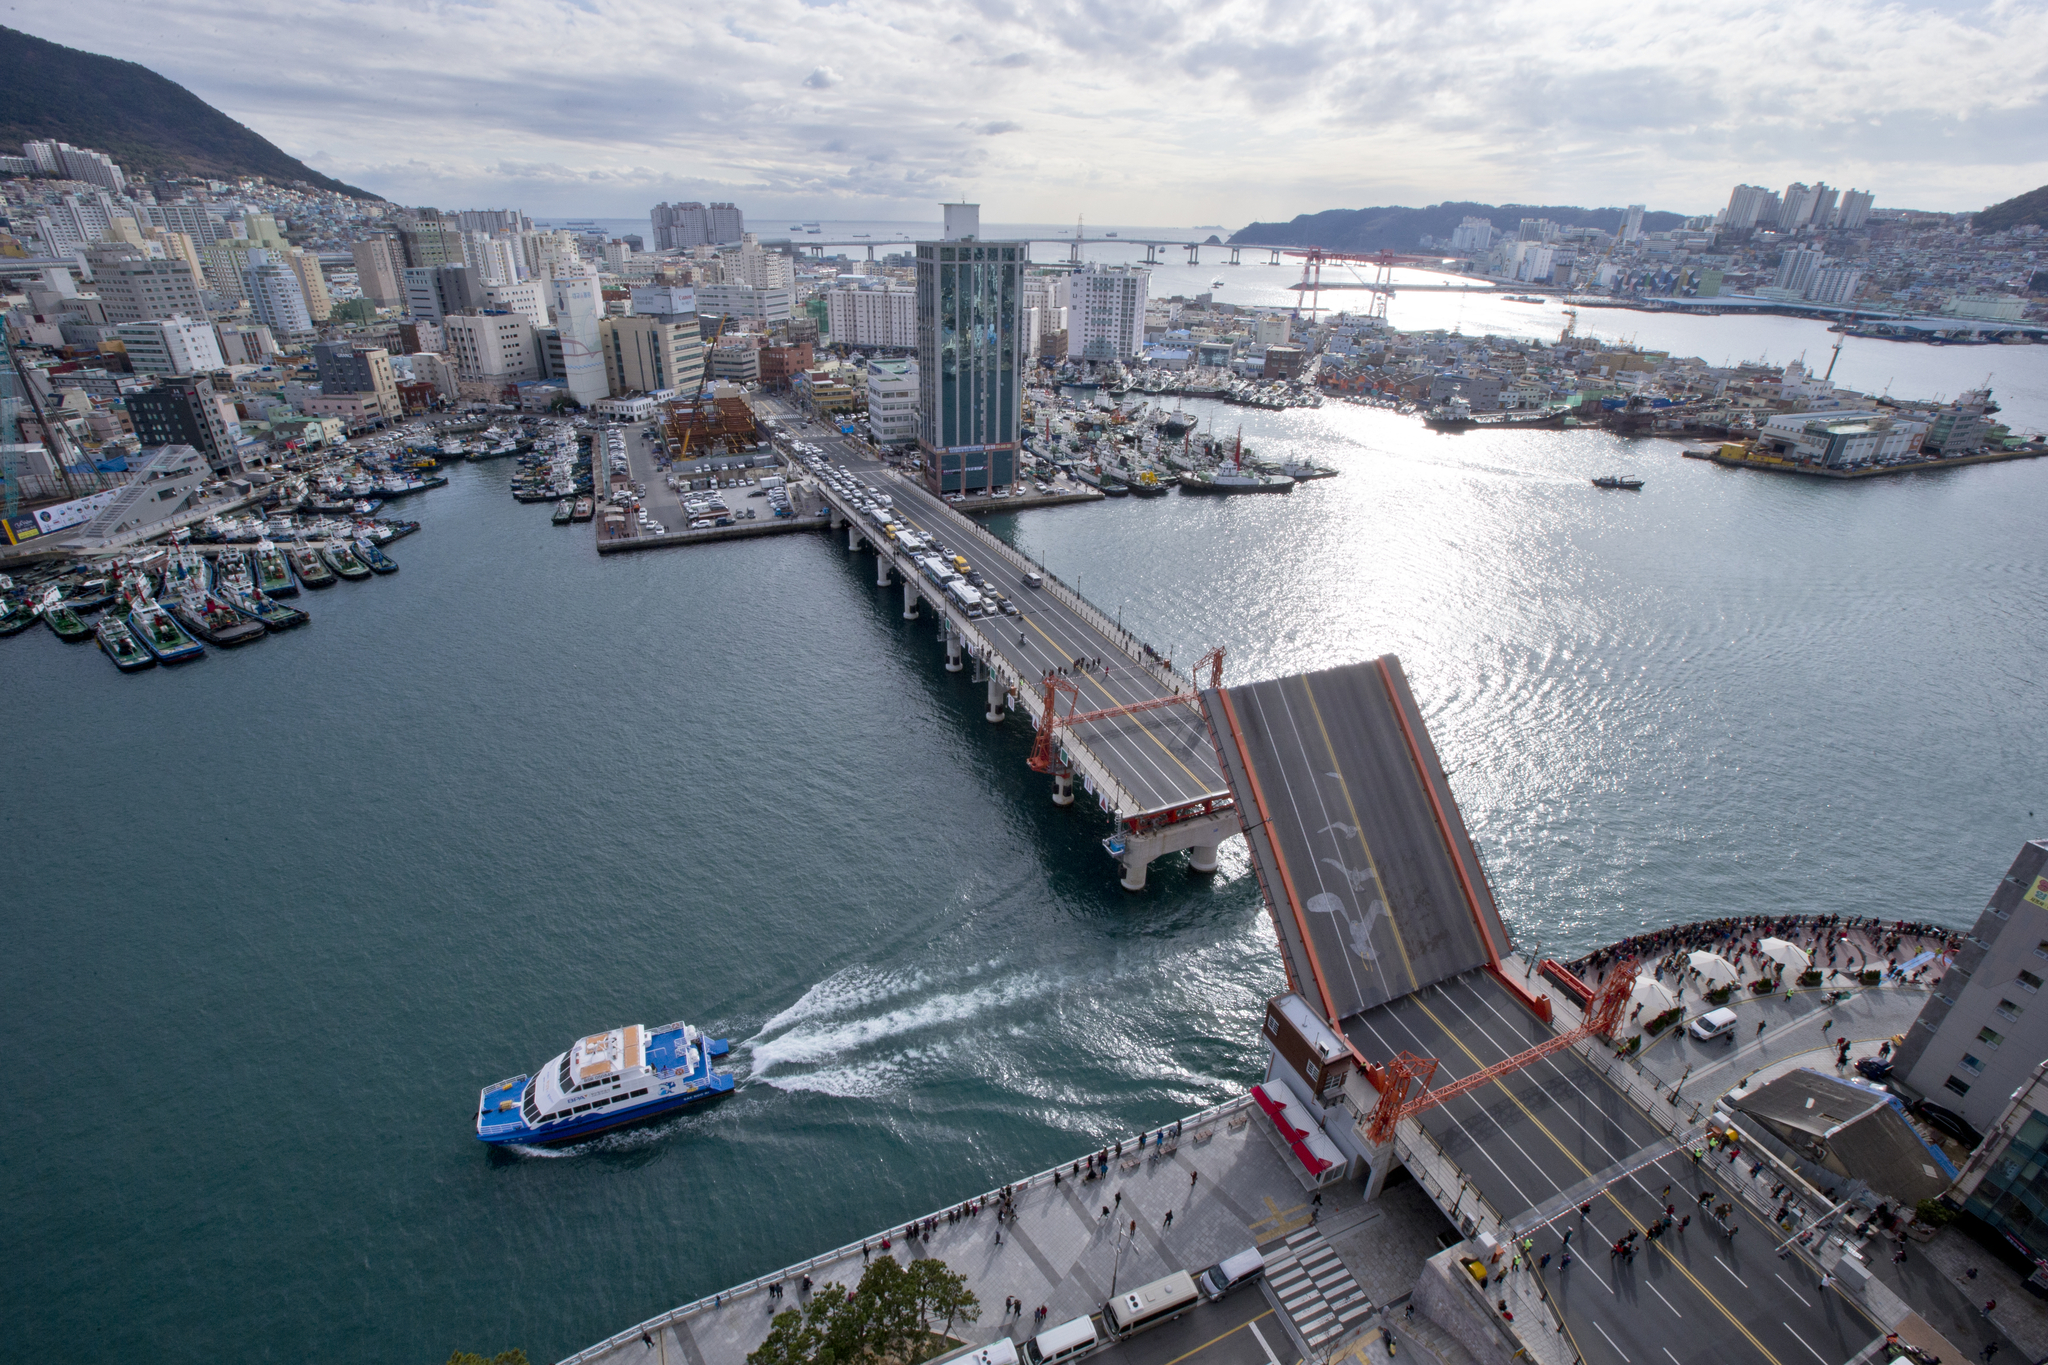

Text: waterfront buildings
xmin=125 ymin=376 xmax=239 ymax=471
xmin=1891 ymin=839 xmax=2048 ymax=1135
xmin=547 ymin=270 xmax=608 ymax=406
xmin=444 ymin=312 xmax=540 ymax=386
xmin=601 ymin=309 xmax=705 ymax=397
xmin=1949 ymin=1054 xmax=2048 ymax=1260
xmin=1066 ymin=262 xmax=1149 ymax=361
xmin=915 ymin=203 xmax=1025 ymax=495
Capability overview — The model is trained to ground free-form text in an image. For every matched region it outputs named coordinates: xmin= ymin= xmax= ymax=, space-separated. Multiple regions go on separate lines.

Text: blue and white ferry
xmin=476 ymin=1019 xmax=734 ymax=1145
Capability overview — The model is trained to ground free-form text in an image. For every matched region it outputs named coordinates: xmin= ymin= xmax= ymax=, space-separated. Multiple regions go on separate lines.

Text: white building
xmin=1449 ymin=217 xmax=1496 ymax=252
xmin=443 ymin=312 xmax=539 ymax=382
xmin=463 ymin=232 xmax=523 ymax=286
xmin=1807 ymin=266 xmax=1861 ymax=306
xmin=1837 ymin=189 xmax=1875 ymax=231
xmin=93 ymin=255 xmax=209 ymax=324
xmin=1774 ymin=247 xmax=1825 ymax=296
xmin=630 ymin=284 xmax=697 ymax=315
xmin=1067 ymin=263 xmax=1148 ymax=361
xmin=484 ymin=281 xmax=548 ymax=329
xmin=1255 ymin=314 xmax=1292 ymax=350
xmin=548 ymin=270 xmax=608 ymax=406
xmin=1944 ymin=295 xmax=2026 ymax=322
xmin=695 ymin=283 xmax=793 ymax=323
xmin=1723 ymin=184 xmax=1772 ymax=231
xmin=117 ymin=317 xmax=226 ymax=376
xmin=241 ymin=249 xmax=313 ymax=339
xmin=866 ymin=357 xmax=918 ymax=445
xmin=1757 ymin=409 xmax=1926 ymax=467
xmin=1621 ymin=204 xmax=1645 ymax=243
xmin=826 ymin=279 xmax=916 ymax=348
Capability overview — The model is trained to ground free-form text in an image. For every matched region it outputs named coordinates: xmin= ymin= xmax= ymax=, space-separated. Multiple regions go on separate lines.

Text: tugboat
xmin=212 ymin=555 xmax=308 ymax=631
xmin=167 ymin=552 xmax=268 ymax=648
xmin=320 ymin=542 xmax=373 ymax=581
xmin=39 ymin=591 xmax=94 ymax=642
xmin=123 ymin=575 xmax=205 ymax=664
xmin=354 ymin=539 xmax=399 ymax=574
xmin=475 ymin=1018 xmax=735 ymax=1147
xmin=572 ymin=497 xmax=595 ymax=522
xmin=1179 ymin=430 xmax=1295 ymax=494
xmin=0 ymin=582 xmax=39 ymax=636
xmin=1591 ymin=474 xmax=1645 ymax=490
xmin=289 ymin=546 xmax=337 ymax=588
xmin=96 ymin=615 xmax=156 ymax=671
xmin=1424 ymin=393 xmax=1476 ymax=430
xmin=552 ymin=500 xmax=574 ymax=525
xmin=250 ymin=541 xmax=298 ymax=597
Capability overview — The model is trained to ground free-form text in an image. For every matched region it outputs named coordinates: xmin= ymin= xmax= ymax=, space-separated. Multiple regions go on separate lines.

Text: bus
xmin=1102 ymin=1270 xmax=1199 ymax=1339
xmin=932 ymin=1340 xmax=1020 ymax=1365
xmin=946 ymin=580 xmax=983 ymax=617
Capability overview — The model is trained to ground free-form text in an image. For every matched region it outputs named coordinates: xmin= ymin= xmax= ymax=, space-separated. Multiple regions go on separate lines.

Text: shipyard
xmin=6 ymin=13 xmax=2048 ymax=1365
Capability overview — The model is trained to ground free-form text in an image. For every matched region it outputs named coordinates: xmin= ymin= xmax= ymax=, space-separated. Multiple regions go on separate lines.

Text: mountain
xmin=0 ymin=25 xmax=377 ymax=199
xmin=1974 ymin=184 xmax=2048 ymax=235
xmin=1230 ymin=201 xmax=1688 ymax=252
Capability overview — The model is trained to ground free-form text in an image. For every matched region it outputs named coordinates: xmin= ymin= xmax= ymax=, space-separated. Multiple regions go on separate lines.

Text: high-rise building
xmin=1449 ymin=217 xmax=1496 ymax=252
xmin=311 ymin=341 xmax=403 ymax=419
xmin=287 ymin=248 xmax=332 ymax=322
xmin=1723 ymin=184 xmax=1771 ymax=231
xmin=463 ymin=231 xmax=523 ymax=286
xmin=1774 ymin=247 xmax=1825 ymax=295
xmin=443 ymin=313 xmax=539 ymax=383
xmin=23 ymin=139 xmax=128 ymax=191
xmin=91 ymin=251 xmax=209 ymax=324
xmin=453 ymin=209 xmax=529 ymax=234
xmin=1837 ymin=189 xmax=1875 ymax=231
xmin=709 ymin=203 xmax=744 ymax=245
xmin=1806 ymin=266 xmax=1861 ymax=305
xmin=126 ymin=375 xmax=239 ymax=470
xmin=242 ymin=249 xmax=314 ymax=339
xmin=866 ymin=358 xmax=918 ymax=446
xmin=116 ymin=317 xmax=226 ymax=376
xmin=398 ymin=221 xmax=462 ymax=269
xmin=352 ymin=238 xmax=404 ymax=307
xmin=599 ymin=313 xmax=705 ymax=396
xmin=484 ymin=281 xmax=547 ymax=329
xmin=547 ymin=270 xmax=608 ymax=406
xmin=651 ymin=202 xmax=709 ymax=251
xmin=402 ymin=265 xmax=485 ymax=322
xmin=1066 ymin=262 xmax=1148 ymax=361
xmin=915 ymin=203 xmax=1025 ymax=495
xmin=145 ymin=202 xmax=230 ymax=245
xmin=826 ymin=279 xmax=918 ymax=348
xmin=1621 ymin=204 xmax=1645 ymax=243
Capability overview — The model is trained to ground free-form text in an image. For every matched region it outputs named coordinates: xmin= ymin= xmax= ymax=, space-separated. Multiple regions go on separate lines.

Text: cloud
xmin=12 ymin=0 xmax=2047 ymax=221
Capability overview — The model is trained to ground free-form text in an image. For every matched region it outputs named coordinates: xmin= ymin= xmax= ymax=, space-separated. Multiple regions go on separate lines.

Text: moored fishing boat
xmin=475 ymin=1018 xmax=735 ymax=1147
xmin=289 ymin=545 xmax=337 ymax=588
xmin=319 ymin=543 xmax=372 ymax=581
xmin=96 ymin=616 xmax=155 ymax=671
xmin=129 ymin=601 xmax=204 ymax=662
xmin=353 ymin=539 xmax=398 ymax=574
xmin=41 ymin=594 xmax=94 ymax=642
xmin=212 ymin=556 xmax=307 ymax=630
xmin=552 ymin=500 xmax=574 ymax=525
xmin=0 ymin=594 xmax=38 ymax=636
xmin=572 ymin=496 xmax=594 ymax=522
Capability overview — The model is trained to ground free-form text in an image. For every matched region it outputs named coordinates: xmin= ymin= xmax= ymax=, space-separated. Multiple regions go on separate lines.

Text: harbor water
xmin=5 ymin=336 xmax=2047 ymax=1365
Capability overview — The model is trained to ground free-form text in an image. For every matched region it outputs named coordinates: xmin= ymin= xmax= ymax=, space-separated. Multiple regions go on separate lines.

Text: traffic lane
xmin=1094 ymin=1294 xmax=1280 ymax=1365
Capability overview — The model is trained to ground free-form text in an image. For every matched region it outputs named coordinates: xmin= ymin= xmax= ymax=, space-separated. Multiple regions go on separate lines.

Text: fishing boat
xmin=128 ymin=598 xmax=204 ymax=663
xmin=320 ymin=543 xmax=373 ymax=581
xmin=167 ymin=554 xmax=268 ymax=648
xmin=40 ymin=592 xmax=93 ymax=642
xmin=475 ymin=1018 xmax=735 ymax=1147
xmin=572 ymin=497 xmax=595 ymax=522
xmin=249 ymin=541 xmax=299 ymax=596
xmin=552 ymin=500 xmax=574 ymax=525
xmin=0 ymin=594 xmax=37 ymax=636
xmin=353 ymin=539 xmax=399 ymax=574
xmin=212 ymin=556 xmax=307 ymax=630
xmin=1591 ymin=475 xmax=1645 ymax=490
xmin=1424 ymin=393 xmax=1476 ymax=429
xmin=96 ymin=616 xmax=156 ymax=671
xmin=289 ymin=545 xmax=337 ymax=588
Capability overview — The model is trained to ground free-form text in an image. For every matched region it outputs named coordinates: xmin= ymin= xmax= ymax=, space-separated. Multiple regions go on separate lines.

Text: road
xmin=766 ymin=400 xmax=1227 ymax=818
xmin=1348 ymin=972 xmax=1881 ymax=1365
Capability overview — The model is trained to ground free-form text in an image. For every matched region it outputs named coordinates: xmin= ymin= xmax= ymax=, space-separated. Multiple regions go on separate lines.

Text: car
xmin=1910 ymin=1100 xmax=1984 ymax=1148
xmin=1855 ymin=1057 xmax=1894 ymax=1082
xmin=1688 ymin=1007 xmax=1739 ymax=1042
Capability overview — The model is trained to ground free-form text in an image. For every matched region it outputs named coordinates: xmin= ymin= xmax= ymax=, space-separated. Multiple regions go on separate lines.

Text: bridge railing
xmin=554 ymin=1095 xmax=1258 ymax=1365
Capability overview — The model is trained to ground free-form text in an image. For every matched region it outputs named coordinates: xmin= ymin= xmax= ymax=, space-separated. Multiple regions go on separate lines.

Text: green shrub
xmin=1749 ymin=979 xmax=1775 ymax=995
xmin=1645 ymin=1007 xmax=1684 ymax=1036
xmin=1798 ymin=970 xmax=1824 ymax=988
xmin=1617 ymin=1035 xmax=1641 ymax=1055
xmin=1861 ymin=970 xmax=1882 ymax=986
xmin=1706 ymin=985 xmax=1733 ymax=1005
xmin=1915 ymin=1198 xmax=1958 ymax=1227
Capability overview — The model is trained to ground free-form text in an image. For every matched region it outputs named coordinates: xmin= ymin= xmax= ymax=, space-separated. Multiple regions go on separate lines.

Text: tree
xmin=743 ymin=1255 xmax=979 ymax=1365
xmin=749 ymin=1297 xmax=834 ymax=1365
xmin=906 ymin=1258 xmax=980 ymax=1348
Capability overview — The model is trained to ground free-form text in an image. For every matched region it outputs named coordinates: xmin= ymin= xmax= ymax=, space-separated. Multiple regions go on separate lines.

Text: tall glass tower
xmin=916 ymin=203 xmax=1026 ymax=495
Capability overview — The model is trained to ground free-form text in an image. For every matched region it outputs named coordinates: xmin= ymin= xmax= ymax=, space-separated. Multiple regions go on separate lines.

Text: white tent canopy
xmin=1629 ymin=973 xmax=1681 ymax=1019
xmin=1688 ymin=951 xmax=1740 ymax=987
xmin=1758 ymin=937 xmax=1812 ymax=973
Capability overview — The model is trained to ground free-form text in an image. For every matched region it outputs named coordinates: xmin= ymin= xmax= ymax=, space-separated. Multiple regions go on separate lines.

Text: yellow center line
xmin=1406 ymin=995 xmax=1786 ymax=1365
xmin=1300 ymin=674 xmax=1417 ymax=991
xmin=1154 ymin=1307 xmax=1276 ymax=1365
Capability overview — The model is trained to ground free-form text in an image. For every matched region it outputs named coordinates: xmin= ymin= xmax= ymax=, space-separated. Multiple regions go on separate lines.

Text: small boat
xmin=552 ymin=501 xmax=574 ymax=525
xmin=289 ymin=546 xmax=337 ymax=588
xmin=41 ymin=596 xmax=94 ymax=642
xmin=475 ymin=1019 xmax=735 ymax=1147
xmin=320 ymin=543 xmax=373 ymax=581
xmin=249 ymin=542 xmax=298 ymax=597
xmin=130 ymin=603 xmax=204 ymax=663
xmin=572 ymin=497 xmax=595 ymax=522
xmin=0 ymin=595 xmax=40 ymax=636
xmin=96 ymin=616 xmax=156 ymax=671
xmin=1591 ymin=475 xmax=1645 ymax=490
xmin=1179 ymin=469 xmax=1295 ymax=494
xmin=354 ymin=539 xmax=399 ymax=574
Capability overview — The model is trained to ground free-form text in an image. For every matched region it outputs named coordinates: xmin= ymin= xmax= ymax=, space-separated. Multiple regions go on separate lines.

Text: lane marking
xmin=1595 ymin=1321 xmax=1632 ymax=1362
xmin=1665 ymin=1352 xmax=1684 ymax=1365
xmin=1781 ymin=1323 xmax=1829 ymax=1365
xmin=1773 ymin=1274 xmax=1811 ymax=1307
xmin=1715 ymin=1256 xmax=1748 ymax=1287
xmin=1248 ymin=1320 xmax=1283 ymax=1365
xmin=1156 ymin=1308 xmax=1275 ymax=1365
xmin=1648 ymin=1283 xmax=1684 ymax=1318
xmin=1299 ymin=673 xmax=1417 ymax=992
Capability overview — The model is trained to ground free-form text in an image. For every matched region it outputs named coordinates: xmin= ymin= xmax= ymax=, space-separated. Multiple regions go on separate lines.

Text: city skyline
xmin=10 ymin=0 xmax=2047 ymax=221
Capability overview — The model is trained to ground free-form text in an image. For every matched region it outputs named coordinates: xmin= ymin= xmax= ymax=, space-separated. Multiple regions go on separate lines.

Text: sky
xmin=14 ymin=0 xmax=2048 ymax=222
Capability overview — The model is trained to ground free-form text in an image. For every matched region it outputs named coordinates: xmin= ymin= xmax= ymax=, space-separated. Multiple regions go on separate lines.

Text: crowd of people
xmin=1566 ymin=912 xmax=1959 ymax=991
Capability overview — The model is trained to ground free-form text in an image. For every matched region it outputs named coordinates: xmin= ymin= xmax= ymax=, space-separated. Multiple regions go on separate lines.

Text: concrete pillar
xmin=848 ymin=525 xmax=861 ymax=551
xmin=1186 ymin=845 xmax=1220 ymax=874
xmin=985 ymin=674 xmax=1006 ymax=723
xmin=902 ymin=580 xmax=919 ymax=619
xmin=1052 ymin=769 xmax=1074 ymax=807
xmin=830 ymin=508 xmax=844 ymax=530
xmin=1360 ymin=1144 xmax=1396 ymax=1202
xmin=877 ymin=556 xmax=891 ymax=587
xmin=944 ymin=627 xmax=963 ymax=673
xmin=1120 ymin=856 xmax=1149 ymax=893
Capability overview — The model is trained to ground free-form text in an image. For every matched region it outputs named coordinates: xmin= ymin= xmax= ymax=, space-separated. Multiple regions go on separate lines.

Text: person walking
xmin=1164 ymin=1210 xmax=1173 ymax=1229
xmin=1981 ymin=1299 xmax=1998 ymax=1319
xmin=1758 ymin=1020 xmax=1768 ymax=1035
xmin=1981 ymin=1343 xmax=2000 ymax=1362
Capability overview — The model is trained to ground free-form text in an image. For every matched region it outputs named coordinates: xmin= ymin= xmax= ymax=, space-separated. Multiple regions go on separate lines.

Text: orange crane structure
xmin=1028 ymin=647 xmax=1226 ymax=776
xmin=1285 ymin=247 xmax=1456 ymax=322
xmin=1361 ymin=956 xmax=1637 ymax=1145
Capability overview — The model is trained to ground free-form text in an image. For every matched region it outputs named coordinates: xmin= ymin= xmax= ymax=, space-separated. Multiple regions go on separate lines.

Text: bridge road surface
xmin=770 ymin=403 xmax=1228 ymax=817
xmin=1349 ymin=971 xmax=1883 ymax=1365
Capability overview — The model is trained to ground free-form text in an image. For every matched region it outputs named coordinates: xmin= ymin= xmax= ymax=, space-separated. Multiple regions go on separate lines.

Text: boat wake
xmin=745 ymin=963 xmax=1056 ymax=1098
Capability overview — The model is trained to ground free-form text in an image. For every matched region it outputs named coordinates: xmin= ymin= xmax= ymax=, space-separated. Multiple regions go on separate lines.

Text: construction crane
xmin=1027 ymin=647 xmax=1224 ymax=774
xmin=1362 ymin=956 xmax=1636 ymax=1145
xmin=1284 ymin=247 xmax=1452 ymax=320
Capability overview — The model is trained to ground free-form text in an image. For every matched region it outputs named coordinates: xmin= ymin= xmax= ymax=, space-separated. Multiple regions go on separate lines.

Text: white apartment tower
xmin=1066 ymin=262 xmax=1149 ymax=361
xmin=826 ymin=279 xmax=917 ymax=348
xmin=241 ymin=249 xmax=314 ymax=338
xmin=547 ymin=269 xmax=608 ymax=406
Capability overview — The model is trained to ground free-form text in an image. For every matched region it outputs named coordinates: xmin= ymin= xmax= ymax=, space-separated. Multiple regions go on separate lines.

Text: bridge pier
xmin=944 ymin=626 xmax=963 ymax=673
xmin=1144 ymin=244 xmax=1159 ymax=264
xmin=1267 ymin=249 xmax=1282 ymax=265
xmin=1184 ymin=244 xmax=1200 ymax=265
xmin=985 ymin=674 xmax=1006 ymax=723
xmin=848 ymin=524 xmax=862 ymax=551
xmin=1227 ymin=247 xmax=1240 ymax=265
xmin=1120 ymin=857 xmax=1150 ymax=893
xmin=1051 ymin=767 xmax=1074 ymax=806
xmin=1186 ymin=844 xmax=1219 ymax=874
xmin=829 ymin=508 xmax=844 ymax=530
xmin=902 ymin=579 xmax=919 ymax=619
xmin=876 ymin=556 xmax=891 ymax=587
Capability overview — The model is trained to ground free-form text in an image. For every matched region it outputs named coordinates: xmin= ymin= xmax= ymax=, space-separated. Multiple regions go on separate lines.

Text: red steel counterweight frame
xmin=1363 ymin=956 xmax=1637 ymax=1145
xmin=1027 ymin=647 xmax=1224 ymax=774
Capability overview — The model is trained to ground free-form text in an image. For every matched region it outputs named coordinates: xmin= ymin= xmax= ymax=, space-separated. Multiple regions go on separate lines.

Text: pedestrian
xmin=1191 ymin=1171 xmax=1199 ymax=1189
xmin=1965 ymin=1267 xmax=1981 ymax=1282
xmin=1819 ymin=1274 xmax=1835 ymax=1293
xmin=1100 ymin=1206 xmax=1110 ymax=1222
xmin=1130 ymin=1219 xmax=1137 ymax=1237
xmin=1981 ymin=1343 xmax=2000 ymax=1362
xmin=1662 ymin=1185 xmax=1672 ymax=1200
xmin=1758 ymin=1020 xmax=1768 ymax=1034
xmin=862 ymin=1241 xmax=869 ymax=1263
xmin=1164 ymin=1210 xmax=1173 ymax=1229
xmin=1822 ymin=1018 xmax=1833 ymax=1035
xmin=1562 ymin=1228 xmax=1573 ymax=1247
xmin=1982 ymin=1300 xmax=1998 ymax=1319
xmin=1560 ymin=1252 xmax=1573 ymax=1269
xmin=995 ymin=1229 xmax=1003 ymax=1247
xmin=1679 ymin=1216 xmax=1690 ymax=1232
xmin=1114 ymin=1191 xmax=1122 ymax=1211
xmin=1579 ymin=1202 xmax=1592 ymax=1218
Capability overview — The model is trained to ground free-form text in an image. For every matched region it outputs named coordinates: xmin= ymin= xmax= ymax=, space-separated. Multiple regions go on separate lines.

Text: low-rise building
xmin=865 ymin=358 xmax=917 ymax=445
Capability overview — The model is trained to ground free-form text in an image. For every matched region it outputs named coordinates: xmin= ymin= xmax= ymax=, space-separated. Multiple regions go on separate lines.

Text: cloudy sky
xmin=16 ymin=0 xmax=2048 ymax=222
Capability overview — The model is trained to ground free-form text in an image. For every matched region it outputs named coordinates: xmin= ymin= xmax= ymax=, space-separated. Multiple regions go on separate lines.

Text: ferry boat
xmin=475 ymin=1019 xmax=734 ymax=1146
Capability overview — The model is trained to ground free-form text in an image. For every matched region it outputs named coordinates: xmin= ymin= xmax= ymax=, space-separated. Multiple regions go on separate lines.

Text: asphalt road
xmin=1347 ymin=972 xmax=1881 ymax=1365
xmin=1089 ymin=1289 xmax=1285 ymax=1365
xmin=770 ymin=403 xmax=1227 ymax=816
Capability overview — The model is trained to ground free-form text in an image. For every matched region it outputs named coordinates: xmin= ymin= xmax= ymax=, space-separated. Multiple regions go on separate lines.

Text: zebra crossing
xmin=1263 ymin=1226 xmax=1375 ymax=1351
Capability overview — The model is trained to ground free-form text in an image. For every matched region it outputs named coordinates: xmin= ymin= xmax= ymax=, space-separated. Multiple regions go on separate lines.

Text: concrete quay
xmin=559 ymin=1096 xmax=1459 ymax=1365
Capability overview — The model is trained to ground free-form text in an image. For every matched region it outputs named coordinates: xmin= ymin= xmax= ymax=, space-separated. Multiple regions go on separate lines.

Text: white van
xmin=931 ymin=1340 xmax=1020 ymax=1365
xmin=1025 ymin=1316 xmax=1099 ymax=1365
xmin=1197 ymin=1247 xmax=1265 ymax=1300
xmin=1688 ymin=1007 xmax=1740 ymax=1042
xmin=1023 ymin=570 xmax=1044 ymax=589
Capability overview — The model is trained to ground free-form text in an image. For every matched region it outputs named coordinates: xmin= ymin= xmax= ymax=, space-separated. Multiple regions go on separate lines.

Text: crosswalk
xmin=1263 ymin=1226 xmax=1375 ymax=1352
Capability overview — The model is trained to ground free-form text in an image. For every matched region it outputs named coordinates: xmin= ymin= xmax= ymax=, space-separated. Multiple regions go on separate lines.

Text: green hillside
xmin=1231 ymin=200 xmax=1687 ymax=252
xmin=1975 ymin=184 xmax=2048 ymax=235
xmin=0 ymin=25 xmax=377 ymax=198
